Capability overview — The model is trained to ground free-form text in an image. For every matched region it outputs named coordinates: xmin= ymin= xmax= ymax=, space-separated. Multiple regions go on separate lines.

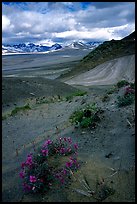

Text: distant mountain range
xmin=2 ymin=41 xmax=102 ymax=55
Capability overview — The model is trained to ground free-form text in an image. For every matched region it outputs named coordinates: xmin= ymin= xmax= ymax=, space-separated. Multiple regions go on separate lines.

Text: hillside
xmin=65 ymin=55 xmax=135 ymax=86
xmin=59 ymin=31 xmax=135 ymax=80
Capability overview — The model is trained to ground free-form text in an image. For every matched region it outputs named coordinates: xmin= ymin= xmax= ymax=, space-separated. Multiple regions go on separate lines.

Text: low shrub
xmin=129 ymin=82 xmax=135 ymax=89
xmin=2 ymin=115 xmax=8 ymax=120
xmin=106 ymin=86 xmax=118 ymax=95
xmin=66 ymin=91 xmax=87 ymax=101
xmin=10 ymin=104 xmax=31 ymax=116
xmin=19 ymin=137 xmax=79 ymax=194
xmin=116 ymin=80 xmax=129 ymax=88
xmin=70 ymin=103 xmax=103 ymax=129
xmin=117 ymin=86 xmax=135 ymax=107
xmin=117 ymin=94 xmax=135 ymax=107
xmin=102 ymin=94 xmax=110 ymax=102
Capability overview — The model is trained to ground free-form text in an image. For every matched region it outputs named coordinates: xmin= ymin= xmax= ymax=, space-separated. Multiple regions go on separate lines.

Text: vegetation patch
xmin=35 ymin=91 xmax=87 ymax=104
xmin=2 ymin=114 xmax=9 ymax=120
xmin=101 ymin=94 xmax=110 ymax=102
xmin=10 ymin=104 xmax=31 ymax=116
xmin=116 ymin=80 xmax=130 ymax=88
xmin=70 ymin=103 xmax=103 ymax=129
xmin=117 ymin=85 xmax=135 ymax=107
xmin=106 ymin=86 xmax=118 ymax=95
xmin=19 ymin=137 xmax=79 ymax=194
xmin=65 ymin=91 xmax=87 ymax=101
xmin=117 ymin=94 xmax=135 ymax=107
xmin=36 ymin=95 xmax=63 ymax=105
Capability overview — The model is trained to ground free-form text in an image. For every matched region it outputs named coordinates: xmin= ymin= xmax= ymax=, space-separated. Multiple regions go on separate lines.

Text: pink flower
xmin=19 ymin=171 xmax=25 ymax=179
xmin=23 ymin=183 xmax=32 ymax=191
xmin=124 ymin=86 xmax=135 ymax=95
xmin=60 ymin=178 xmax=65 ymax=184
xmin=60 ymin=147 xmax=66 ymax=154
xmin=21 ymin=162 xmax=26 ymax=168
xmin=69 ymin=157 xmax=79 ymax=168
xmin=41 ymin=149 xmax=48 ymax=156
xmin=66 ymin=161 xmax=73 ymax=168
xmin=46 ymin=139 xmax=52 ymax=145
xmin=67 ymin=147 xmax=72 ymax=153
xmin=67 ymin=137 xmax=72 ymax=144
xmin=63 ymin=169 xmax=67 ymax=175
xmin=25 ymin=155 xmax=33 ymax=166
xmin=43 ymin=139 xmax=52 ymax=147
xmin=63 ymin=137 xmax=67 ymax=142
xmin=74 ymin=143 xmax=78 ymax=150
xmin=30 ymin=175 xmax=37 ymax=183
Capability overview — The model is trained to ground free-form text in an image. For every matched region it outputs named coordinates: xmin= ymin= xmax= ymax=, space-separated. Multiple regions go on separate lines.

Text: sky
xmin=2 ymin=2 xmax=135 ymax=45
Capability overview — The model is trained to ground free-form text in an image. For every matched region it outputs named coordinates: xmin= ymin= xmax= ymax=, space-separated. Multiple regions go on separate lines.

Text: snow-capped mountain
xmin=2 ymin=43 xmax=62 ymax=54
xmin=64 ymin=41 xmax=102 ymax=50
xmin=2 ymin=41 xmax=102 ymax=55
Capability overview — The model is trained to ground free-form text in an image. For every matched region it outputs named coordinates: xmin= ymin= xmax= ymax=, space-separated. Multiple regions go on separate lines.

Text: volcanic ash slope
xmin=65 ymin=54 xmax=135 ymax=86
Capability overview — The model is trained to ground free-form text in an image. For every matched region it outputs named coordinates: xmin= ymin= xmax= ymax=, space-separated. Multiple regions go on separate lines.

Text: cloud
xmin=2 ymin=15 xmax=13 ymax=31
xmin=2 ymin=2 xmax=135 ymax=44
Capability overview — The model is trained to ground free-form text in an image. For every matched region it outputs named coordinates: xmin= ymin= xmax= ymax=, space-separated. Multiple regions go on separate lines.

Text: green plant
xmin=70 ymin=103 xmax=103 ymax=129
xmin=106 ymin=86 xmax=118 ymax=95
xmin=66 ymin=91 xmax=87 ymax=101
xmin=116 ymin=80 xmax=129 ymax=88
xmin=102 ymin=94 xmax=110 ymax=102
xmin=2 ymin=115 xmax=8 ymax=120
xmin=10 ymin=104 xmax=31 ymax=116
xmin=129 ymin=82 xmax=135 ymax=89
xmin=36 ymin=95 xmax=63 ymax=105
xmin=117 ymin=93 xmax=135 ymax=107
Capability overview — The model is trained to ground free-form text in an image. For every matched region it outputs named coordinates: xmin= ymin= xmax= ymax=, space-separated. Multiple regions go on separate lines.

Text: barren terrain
xmin=2 ymin=50 xmax=135 ymax=202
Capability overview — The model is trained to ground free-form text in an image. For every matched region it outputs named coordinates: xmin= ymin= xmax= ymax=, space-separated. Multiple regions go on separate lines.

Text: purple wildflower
xmin=67 ymin=137 xmax=72 ymax=144
xmin=23 ymin=183 xmax=32 ymax=191
xmin=30 ymin=175 xmax=37 ymax=183
xmin=74 ymin=143 xmax=78 ymax=150
xmin=19 ymin=171 xmax=25 ymax=179
xmin=43 ymin=139 xmax=52 ymax=147
xmin=63 ymin=137 xmax=67 ymax=142
xmin=66 ymin=161 xmax=73 ymax=168
xmin=25 ymin=155 xmax=33 ymax=167
xmin=67 ymin=147 xmax=72 ymax=153
xmin=21 ymin=162 xmax=26 ymax=169
xmin=63 ymin=169 xmax=67 ymax=175
xmin=41 ymin=149 xmax=48 ymax=156
xmin=60 ymin=147 xmax=66 ymax=154
xmin=124 ymin=86 xmax=135 ymax=95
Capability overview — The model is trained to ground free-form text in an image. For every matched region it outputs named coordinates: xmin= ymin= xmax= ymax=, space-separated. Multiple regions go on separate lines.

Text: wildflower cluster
xmin=117 ymin=84 xmax=135 ymax=107
xmin=19 ymin=137 xmax=79 ymax=194
xmin=124 ymin=85 xmax=135 ymax=96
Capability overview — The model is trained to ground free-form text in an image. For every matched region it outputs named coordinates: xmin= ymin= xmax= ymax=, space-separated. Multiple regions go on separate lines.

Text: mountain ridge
xmin=2 ymin=41 xmax=102 ymax=55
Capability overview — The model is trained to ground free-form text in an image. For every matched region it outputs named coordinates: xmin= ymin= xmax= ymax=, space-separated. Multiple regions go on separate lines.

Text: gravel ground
xmin=2 ymin=78 xmax=135 ymax=202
